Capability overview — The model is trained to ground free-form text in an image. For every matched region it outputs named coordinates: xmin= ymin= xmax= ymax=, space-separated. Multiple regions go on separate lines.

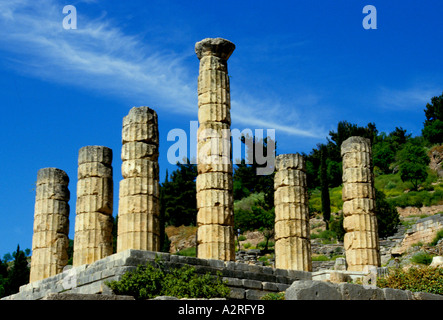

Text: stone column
xmin=195 ymin=38 xmax=235 ymax=261
xmin=117 ymin=106 xmax=160 ymax=252
xmin=274 ymin=154 xmax=312 ymax=271
xmin=73 ymin=146 xmax=113 ymax=266
xmin=341 ymin=136 xmax=380 ymax=272
xmin=30 ymin=168 xmax=70 ymax=283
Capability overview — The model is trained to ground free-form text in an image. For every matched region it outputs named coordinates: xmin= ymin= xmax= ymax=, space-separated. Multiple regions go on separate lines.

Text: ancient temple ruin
xmin=274 ymin=154 xmax=312 ymax=271
xmin=117 ymin=106 xmax=161 ymax=252
xmin=195 ymin=38 xmax=236 ymax=261
xmin=341 ymin=136 xmax=381 ymax=271
xmin=73 ymin=146 xmax=114 ymax=266
xmin=30 ymin=168 xmax=70 ymax=282
xmin=21 ymin=38 xmax=385 ymax=299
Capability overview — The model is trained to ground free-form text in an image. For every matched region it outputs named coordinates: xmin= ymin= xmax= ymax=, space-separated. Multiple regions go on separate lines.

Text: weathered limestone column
xmin=341 ymin=136 xmax=381 ymax=272
xmin=30 ymin=168 xmax=70 ymax=283
xmin=274 ymin=154 xmax=312 ymax=271
xmin=73 ymin=146 xmax=113 ymax=266
xmin=117 ymin=106 xmax=160 ymax=252
xmin=195 ymin=38 xmax=235 ymax=261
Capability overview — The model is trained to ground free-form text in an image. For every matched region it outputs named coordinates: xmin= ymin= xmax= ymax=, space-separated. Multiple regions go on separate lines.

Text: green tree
xmin=397 ymin=142 xmax=430 ymax=190
xmin=319 ymin=145 xmax=331 ymax=229
xmin=422 ymin=91 xmax=443 ymax=145
xmin=374 ymin=189 xmax=400 ymax=238
xmin=5 ymin=245 xmax=30 ymax=296
xmin=161 ymin=160 xmax=198 ymax=227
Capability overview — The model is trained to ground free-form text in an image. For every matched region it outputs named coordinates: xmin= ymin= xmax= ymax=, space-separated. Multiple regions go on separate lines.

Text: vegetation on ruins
xmin=377 ymin=266 xmax=443 ymax=295
xmin=0 ymin=245 xmax=30 ymax=298
xmin=105 ymin=256 xmax=230 ymax=300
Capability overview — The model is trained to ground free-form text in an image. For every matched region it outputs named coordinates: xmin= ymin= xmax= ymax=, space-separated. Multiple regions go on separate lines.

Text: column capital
xmin=195 ymin=37 xmax=235 ymax=60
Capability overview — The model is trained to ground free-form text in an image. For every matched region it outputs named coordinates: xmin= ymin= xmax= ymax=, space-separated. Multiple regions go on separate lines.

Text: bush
xmin=430 ymin=230 xmax=443 ymax=246
xmin=105 ymin=257 xmax=230 ymax=300
xmin=410 ymin=252 xmax=434 ymax=265
xmin=260 ymin=292 xmax=285 ymax=300
xmin=377 ymin=267 xmax=443 ymax=295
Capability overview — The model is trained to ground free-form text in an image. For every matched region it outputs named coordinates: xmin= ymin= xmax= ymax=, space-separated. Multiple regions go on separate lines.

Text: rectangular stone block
xmin=116 ymin=212 xmax=160 ymax=234
xmin=342 ymin=182 xmax=374 ymax=201
xmin=197 ymin=206 xmax=233 ymax=226
xmin=122 ymin=122 xmax=159 ymax=144
xmin=118 ymin=195 xmax=159 ymax=215
xmin=197 ymin=224 xmax=234 ymax=243
xmin=197 ymin=69 xmax=230 ymax=95
xmin=196 ymin=189 xmax=233 ymax=208
xmin=78 ymin=162 xmax=112 ymax=180
xmin=121 ymin=159 xmax=159 ymax=179
xmin=198 ymin=103 xmax=231 ymax=124
xmin=196 ymin=172 xmax=232 ymax=192
xmin=197 ymin=241 xmax=235 ymax=261
xmin=274 ymin=219 xmax=310 ymax=240
xmin=345 ymin=249 xmax=380 ymax=269
xmin=34 ymin=199 xmax=69 ymax=216
xmin=342 ymin=151 xmax=372 ymax=170
xmin=117 ymin=231 xmax=160 ymax=252
xmin=275 ymin=154 xmax=305 ymax=172
xmin=197 ymin=156 xmax=232 ymax=174
xmin=344 ymin=230 xmax=379 ymax=250
xmin=119 ymin=177 xmax=159 ymax=197
xmin=274 ymin=203 xmax=309 ymax=222
xmin=199 ymin=55 xmax=228 ymax=72
xmin=76 ymin=195 xmax=112 ymax=215
xmin=274 ymin=169 xmax=306 ymax=189
xmin=343 ymin=214 xmax=378 ymax=233
xmin=35 ymin=184 xmax=70 ymax=201
xmin=198 ymin=88 xmax=230 ymax=107
xmin=275 ymin=237 xmax=311 ymax=271
xmin=342 ymin=167 xmax=373 ymax=183
xmin=342 ymin=198 xmax=375 ymax=216
xmin=33 ymin=213 xmax=69 ymax=233
xmin=76 ymin=177 xmax=113 ymax=198
xmin=121 ymin=141 xmax=158 ymax=161
xmin=274 ymin=186 xmax=308 ymax=205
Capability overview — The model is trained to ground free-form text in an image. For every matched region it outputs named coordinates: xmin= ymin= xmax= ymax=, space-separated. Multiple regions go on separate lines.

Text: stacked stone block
xmin=195 ymin=38 xmax=235 ymax=261
xmin=73 ymin=146 xmax=113 ymax=266
xmin=30 ymin=168 xmax=70 ymax=282
xmin=341 ymin=136 xmax=380 ymax=271
xmin=117 ymin=107 xmax=160 ymax=252
xmin=274 ymin=154 xmax=312 ymax=271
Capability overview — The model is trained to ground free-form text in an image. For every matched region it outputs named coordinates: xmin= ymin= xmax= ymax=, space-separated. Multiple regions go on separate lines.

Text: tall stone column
xmin=30 ymin=168 xmax=70 ymax=283
xmin=117 ymin=106 xmax=160 ymax=252
xmin=341 ymin=136 xmax=380 ymax=272
xmin=195 ymin=38 xmax=235 ymax=261
xmin=274 ymin=154 xmax=312 ymax=271
xmin=73 ymin=146 xmax=113 ymax=266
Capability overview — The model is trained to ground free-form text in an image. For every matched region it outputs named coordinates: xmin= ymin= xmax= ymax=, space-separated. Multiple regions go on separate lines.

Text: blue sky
xmin=0 ymin=0 xmax=442 ymax=256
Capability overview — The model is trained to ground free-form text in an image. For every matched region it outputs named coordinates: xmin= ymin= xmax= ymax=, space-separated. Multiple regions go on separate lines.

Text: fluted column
xmin=30 ymin=168 xmax=70 ymax=282
xmin=117 ymin=106 xmax=160 ymax=252
xmin=195 ymin=38 xmax=235 ymax=261
xmin=341 ymin=136 xmax=380 ymax=271
xmin=73 ymin=146 xmax=113 ymax=266
xmin=274 ymin=154 xmax=311 ymax=271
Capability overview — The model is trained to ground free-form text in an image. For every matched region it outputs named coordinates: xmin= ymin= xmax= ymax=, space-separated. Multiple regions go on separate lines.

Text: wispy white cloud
xmin=377 ymin=85 xmax=441 ymax=110
xmin=0 ymin=0 xmax=325 ymax=138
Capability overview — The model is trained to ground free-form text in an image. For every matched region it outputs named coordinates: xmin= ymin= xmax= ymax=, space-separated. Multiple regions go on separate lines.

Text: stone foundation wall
xmin=2 ymin=249 xmax=310 ymax=300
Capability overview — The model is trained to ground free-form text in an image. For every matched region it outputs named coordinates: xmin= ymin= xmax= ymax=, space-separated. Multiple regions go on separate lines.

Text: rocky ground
xmin=165 ymin=209 xmax=443 ymax=271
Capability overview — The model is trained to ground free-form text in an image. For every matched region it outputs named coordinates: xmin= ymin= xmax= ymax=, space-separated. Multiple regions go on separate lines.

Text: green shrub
xmin=260 ymin=292 xmax=285 ymax=300
xmin=410 ymin=252 xmax=434 ymax=265
xmin=377 ymin=267 xmax=443 ymax=295
xmin=238 ymin=235 xmax=246 ymax=241
xmin=175 ymin=247 xmax=196 ymax=257
xmin=105 ymin=258 xmax=230 ymax=300
xmin=430 ymin=229 xmax=443 ymax=246
xmin=312 ymin=255 xmax=329 ymax=261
